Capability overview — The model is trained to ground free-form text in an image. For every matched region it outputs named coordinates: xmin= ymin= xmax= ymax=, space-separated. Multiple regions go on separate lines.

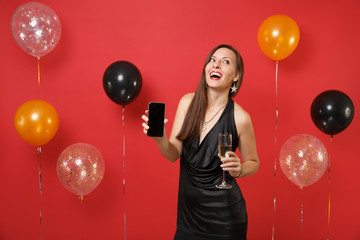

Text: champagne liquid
xmin=218 ymin=145 xmax=231 ymax=158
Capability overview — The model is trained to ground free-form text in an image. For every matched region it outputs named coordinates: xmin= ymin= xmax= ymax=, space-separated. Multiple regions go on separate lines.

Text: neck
xmin=207 ymin=89 xmax=229 ymax=110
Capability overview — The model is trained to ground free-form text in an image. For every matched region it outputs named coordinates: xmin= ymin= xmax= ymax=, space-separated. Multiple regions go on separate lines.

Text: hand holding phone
xmin=147 ymin=102 xmax=165 ymax=137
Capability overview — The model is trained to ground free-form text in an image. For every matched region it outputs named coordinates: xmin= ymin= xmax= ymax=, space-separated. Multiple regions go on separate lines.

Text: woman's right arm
xmin=142 ymin=93 xmax=193 ymax=163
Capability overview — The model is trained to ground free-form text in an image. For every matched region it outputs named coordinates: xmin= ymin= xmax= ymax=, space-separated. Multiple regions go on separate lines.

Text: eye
xmin=223 ymin=59 xmax=230 ymax=64
xmin=210 ymin=58 xmax=216 ymax=62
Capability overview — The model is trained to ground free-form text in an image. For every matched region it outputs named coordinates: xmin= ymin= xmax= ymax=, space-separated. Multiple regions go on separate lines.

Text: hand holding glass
xmin=216 ymin=133 xmax=232 ymax=189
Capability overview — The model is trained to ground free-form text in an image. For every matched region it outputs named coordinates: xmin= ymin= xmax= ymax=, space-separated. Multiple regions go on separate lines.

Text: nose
xmin=213 ymin=61 xmax=220 ymax=68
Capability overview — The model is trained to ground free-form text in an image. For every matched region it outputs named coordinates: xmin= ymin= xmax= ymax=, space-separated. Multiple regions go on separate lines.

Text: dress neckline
xmin=198 ymin=99 xmax=230 ymax=147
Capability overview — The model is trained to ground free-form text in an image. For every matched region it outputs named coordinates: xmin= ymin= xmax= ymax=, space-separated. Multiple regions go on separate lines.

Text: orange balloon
xmin=258 ymin=15 xmax=300 ymax=61
xmin=14 ymin=100 xmax=59 ymax=146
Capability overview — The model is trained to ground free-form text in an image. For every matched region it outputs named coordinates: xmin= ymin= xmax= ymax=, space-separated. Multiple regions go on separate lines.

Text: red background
xmin=1 ymin=0 xmax=359 ymax=239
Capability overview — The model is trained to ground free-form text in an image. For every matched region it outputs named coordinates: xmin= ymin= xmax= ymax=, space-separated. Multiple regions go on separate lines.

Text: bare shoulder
xmin=170 ymin=93 xmax=194 ymax=140
xmin=233 ymin=101 xmax=253 ymax=133
xmin=180 ymin=93 xmax=194 ymax=104
xmin=178 ymin=93 xmax=194 ymax=110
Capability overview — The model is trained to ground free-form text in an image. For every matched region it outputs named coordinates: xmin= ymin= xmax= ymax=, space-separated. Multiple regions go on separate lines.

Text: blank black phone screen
xmin=147 ymin=102 xmax=165 ymax=137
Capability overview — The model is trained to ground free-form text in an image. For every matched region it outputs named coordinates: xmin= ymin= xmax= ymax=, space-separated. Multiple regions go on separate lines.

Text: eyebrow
xmin=211 ymin=56 xmax=232 ymax=60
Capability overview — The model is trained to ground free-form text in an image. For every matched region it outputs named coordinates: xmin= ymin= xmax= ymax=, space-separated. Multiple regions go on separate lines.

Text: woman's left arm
xmin=236 ymin=108 xmax=259 ymax=178
xmin=221 ymin=104 xmax=259 ymax=178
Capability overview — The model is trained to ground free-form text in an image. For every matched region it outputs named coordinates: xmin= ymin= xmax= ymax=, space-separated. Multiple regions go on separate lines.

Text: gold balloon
xmin=258 ymin=15 xmax=300 ymax=61
xmin=14 ymin=100 xmax=59 ymax=146
xmin=279 ymin=134 xmax=328 ymax=188
xmin=57 ymin=143 xmax=105 ymax=197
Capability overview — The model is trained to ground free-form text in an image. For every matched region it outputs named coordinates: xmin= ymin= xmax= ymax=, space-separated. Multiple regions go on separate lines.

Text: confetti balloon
xmin=57 ymin=143 xmax=105 ymax=197
xmin=11 ymin=2 xmax=62 ymax=58
xmin=279 ymin=134 xmax=328 ymax=188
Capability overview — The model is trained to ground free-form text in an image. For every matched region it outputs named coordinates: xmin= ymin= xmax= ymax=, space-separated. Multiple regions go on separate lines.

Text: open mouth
xmin=210 ymin=71 xmax=222 ymax=80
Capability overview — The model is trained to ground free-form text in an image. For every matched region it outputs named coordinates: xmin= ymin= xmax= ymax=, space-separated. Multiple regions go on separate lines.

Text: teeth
xmin=210 ymin=72 xmax=222 ymax=78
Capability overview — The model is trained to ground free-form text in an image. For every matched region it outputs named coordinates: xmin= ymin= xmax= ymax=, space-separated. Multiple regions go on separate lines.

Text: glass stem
xmin=222 ymin=171 xmax=226 ymax=184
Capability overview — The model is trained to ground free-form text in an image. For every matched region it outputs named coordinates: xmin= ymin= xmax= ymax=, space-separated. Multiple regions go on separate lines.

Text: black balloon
xmin=103 ymin=61 xmax=142 ymax=106
xmin=310 ymin=90 xmax=354 ymax=136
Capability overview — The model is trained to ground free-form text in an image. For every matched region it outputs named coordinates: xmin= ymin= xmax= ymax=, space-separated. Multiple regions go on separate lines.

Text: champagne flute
xmin=216 ymin=133 xmax=232 ymax=189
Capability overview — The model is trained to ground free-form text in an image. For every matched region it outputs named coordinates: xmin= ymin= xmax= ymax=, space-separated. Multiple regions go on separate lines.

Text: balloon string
xmin=275 ymin=61 xmax=279 ymax=126
xmin=300 ymin=187 xmax=304 ymax=235
xmin=37 ymin=57 xmax=40 ymax=86
xmin=328 ymin=141 xmax=331 ymax=185
xmin=80 ymin=196 xmax=85 ymax=240
xmin=272 ymin=60 xmax=279 ymax=240
xmin=327 ymin=195 xmax=331 ymax=240
xmin=37 ymin=146 xmax=43 ymax=240
xmin=122 ymin=105 xmax=127 ymax=240
xmin=327 ymin=138 xmax=332 ymax=240
xmin=275 ymin=61 xmax=279 ymax=174
xmin=272 ymin=192 xmax=276 ymax=240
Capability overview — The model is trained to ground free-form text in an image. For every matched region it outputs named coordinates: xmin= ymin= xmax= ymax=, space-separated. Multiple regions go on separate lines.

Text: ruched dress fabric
xmin=174 ymin=99 xmax=248 ymax=240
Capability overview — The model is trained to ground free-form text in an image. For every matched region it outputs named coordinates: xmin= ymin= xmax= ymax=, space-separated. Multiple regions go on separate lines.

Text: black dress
xmin=174 ymin=99 xmax=248 ymax=240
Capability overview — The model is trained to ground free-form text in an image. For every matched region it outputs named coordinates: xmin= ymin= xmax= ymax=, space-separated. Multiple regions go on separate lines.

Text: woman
xmin=142 ymin=44 xmax=259 ymax=239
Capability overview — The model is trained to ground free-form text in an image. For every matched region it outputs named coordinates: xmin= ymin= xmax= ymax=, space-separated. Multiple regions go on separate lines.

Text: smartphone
xmin=147 ymin=102 xmax=165 ymax=137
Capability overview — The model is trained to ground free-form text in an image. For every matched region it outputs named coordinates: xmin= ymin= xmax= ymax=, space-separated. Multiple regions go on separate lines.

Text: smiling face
xmin=205 ymin=47 xmax=240 ymax=92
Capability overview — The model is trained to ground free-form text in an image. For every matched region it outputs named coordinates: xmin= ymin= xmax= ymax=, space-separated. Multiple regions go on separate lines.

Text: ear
xmin=233 ymin=72 xmax=240 ymax=82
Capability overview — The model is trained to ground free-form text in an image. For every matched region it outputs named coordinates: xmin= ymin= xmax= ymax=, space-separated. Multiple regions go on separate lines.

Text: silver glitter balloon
xmin=11 ymin=2 xmax=61 ymax=58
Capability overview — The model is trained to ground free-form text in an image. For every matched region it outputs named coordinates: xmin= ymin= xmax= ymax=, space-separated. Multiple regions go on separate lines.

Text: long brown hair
xmin=176 ymin=44 xmax=244 ymax=141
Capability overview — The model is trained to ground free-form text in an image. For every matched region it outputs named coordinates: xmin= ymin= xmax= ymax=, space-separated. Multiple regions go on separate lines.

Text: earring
xmin=231 ymin=81 xmax=237 ymax=93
